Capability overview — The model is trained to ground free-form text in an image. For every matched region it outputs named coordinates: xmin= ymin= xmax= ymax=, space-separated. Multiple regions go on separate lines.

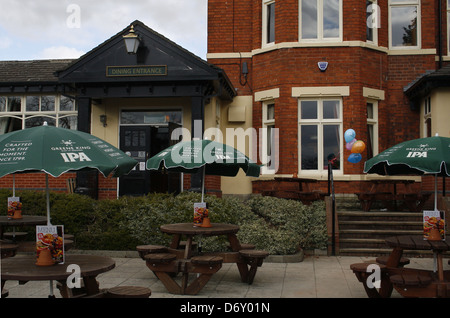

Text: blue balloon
xmin=347 ymin=153 xmax=362 ymax=163
xmin=344 ymin=129 xmax=356 ymax=143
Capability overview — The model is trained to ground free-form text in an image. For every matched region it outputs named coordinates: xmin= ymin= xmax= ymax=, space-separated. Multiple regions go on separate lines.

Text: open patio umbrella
xmin=363 ymin=135 xmax=450 ymax=210
xmin=146 ymin=139 xmax=261 ymax=201
xmin=0 ymin=122 xmax=138 ymax=225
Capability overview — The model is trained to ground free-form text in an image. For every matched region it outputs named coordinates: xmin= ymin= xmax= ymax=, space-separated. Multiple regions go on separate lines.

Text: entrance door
xmin=119 ymin=126 xmax=152 ymax=196
xmin=119 ymin=125 xmax=181 ymax=196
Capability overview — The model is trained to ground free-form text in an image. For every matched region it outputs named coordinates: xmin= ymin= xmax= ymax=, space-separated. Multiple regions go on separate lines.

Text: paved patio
xmin=3 ymin=253 xmax=448 ymax=299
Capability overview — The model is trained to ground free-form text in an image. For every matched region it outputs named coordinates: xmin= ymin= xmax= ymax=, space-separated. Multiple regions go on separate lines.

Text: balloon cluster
xmin=344 ymin=129 xmax=365 ymax=163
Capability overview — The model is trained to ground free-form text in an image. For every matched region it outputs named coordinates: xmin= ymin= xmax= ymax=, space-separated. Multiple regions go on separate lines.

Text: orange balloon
xmin=351 ymin=140 xmax=366 ymax=153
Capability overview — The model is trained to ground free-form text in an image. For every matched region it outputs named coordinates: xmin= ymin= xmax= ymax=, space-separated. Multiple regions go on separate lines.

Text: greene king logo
xmin=406 ymin=144 xmax=436 ymax=158
xmin=52 ymin=140 xmax=93 ymax=163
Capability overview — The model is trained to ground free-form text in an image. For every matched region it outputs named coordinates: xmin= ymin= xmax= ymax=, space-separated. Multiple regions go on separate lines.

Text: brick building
xmin=0 ymin=2 xmax=449 ymax=202
xmin=207 ymin=0 xmax=450 ymax=200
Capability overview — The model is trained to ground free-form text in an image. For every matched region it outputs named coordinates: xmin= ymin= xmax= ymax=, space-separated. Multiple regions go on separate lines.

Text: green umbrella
xmin=0 ymin=123 xmax=138 ymax=224
xmin=364 ymin=135 xmax=450 ymax=210
xmin=146 ymin=139 xmax=261 ymax=201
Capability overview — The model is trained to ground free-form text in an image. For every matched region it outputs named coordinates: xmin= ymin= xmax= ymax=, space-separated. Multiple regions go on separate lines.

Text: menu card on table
xmin=423 ymin=210 xmax=445 ymax=240
xmin=7 ymin=197 xmax=22 ymax=219
xmin=193 ymin=202 xmax=208 ymax=226
xmin=36 ymin=225 xmax=65 ymax=264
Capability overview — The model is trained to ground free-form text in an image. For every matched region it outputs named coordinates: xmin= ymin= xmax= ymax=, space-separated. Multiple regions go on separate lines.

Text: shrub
xmin=0 ymin=190 xmax=327 ymax=254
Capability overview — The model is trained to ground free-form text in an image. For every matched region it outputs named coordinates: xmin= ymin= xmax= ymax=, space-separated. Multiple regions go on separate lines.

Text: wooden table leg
xmin=169 ymin=234 xmax=181 ymax=249
xmin=83 ymin=276 xmax=100 ymax=296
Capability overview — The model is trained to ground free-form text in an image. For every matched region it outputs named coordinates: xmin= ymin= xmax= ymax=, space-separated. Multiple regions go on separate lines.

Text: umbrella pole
xmin=12 ymin=174 xmax=15 ymax=197
xmin=434 ymin=174 xmax=437 ymax=211
xmin=46 ymin=174 xmax=51 ymax=226
xmin=201 ymin=166 xmax=205 ymax=203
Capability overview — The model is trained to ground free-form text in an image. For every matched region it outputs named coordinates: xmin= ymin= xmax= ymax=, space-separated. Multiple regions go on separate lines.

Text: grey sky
xmin=0 ymin=0 xmax=207 ymax=60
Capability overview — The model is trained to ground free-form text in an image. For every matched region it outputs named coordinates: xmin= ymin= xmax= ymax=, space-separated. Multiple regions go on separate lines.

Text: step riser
xmin=335 ymin=201 xmax=428 ymax=256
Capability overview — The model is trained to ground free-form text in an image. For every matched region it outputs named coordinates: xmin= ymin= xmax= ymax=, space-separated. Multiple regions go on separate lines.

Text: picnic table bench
xmin=350 ymin=235 xmax=450 ymax=298
xmin=139 ymin=223 xmax=269 ymax=295
xmin=356 ymin=179 xmax=429 ymax=211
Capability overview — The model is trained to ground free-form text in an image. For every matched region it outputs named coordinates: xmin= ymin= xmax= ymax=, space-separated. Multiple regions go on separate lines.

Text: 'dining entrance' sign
xmin=106 ymin=65 xmax=167 ymax=77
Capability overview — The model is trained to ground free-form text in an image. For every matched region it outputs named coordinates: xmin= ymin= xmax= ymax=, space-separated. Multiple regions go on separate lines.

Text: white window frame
xmin=0 ymin=95 xmax=78 ymax=134
xmin=261 ymin=100 xmax=277 ymax=174
xmin=389 ymin=0 xmax=421 ymax=50
xmin=447 ymin=0 xmax=450 ymax=56
xmin=299 ymin=0 xmax=343 ymax=42
xmin=366 ymin=100 xmax=379 ymax=158
xmin=366 ymin=0 xmax=379 ymax=45
xmin=298 ymin=98 xmax=343 ymax=176
xmin=262 ymin=0 xmax=276 ymax=47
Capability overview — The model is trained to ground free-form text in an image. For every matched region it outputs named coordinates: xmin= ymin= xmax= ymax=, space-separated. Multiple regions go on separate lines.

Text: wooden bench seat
xmin=350 ymin=262 xmax=387 ymax=298
xmin=191 ymin=255 xmax=223 ymax=266
xmin=105 ymin=286 xmax=152 ymax=298
xmin=375 ymin=256 xmax=410 ymax=267
xmin=0 ymin=243 xmax=18 ymax=259
xmin=144 ymin=253 xmax=176 ymax=265
xmin=136 ymin=245 xmax=168 ymax=260
xmin=239 ymin=249 xmax=269 ymax=284
xmin=390 ymin=274 xmax=432 ymax=287
xmin=3 ymin=232 xmax=27 ymax=241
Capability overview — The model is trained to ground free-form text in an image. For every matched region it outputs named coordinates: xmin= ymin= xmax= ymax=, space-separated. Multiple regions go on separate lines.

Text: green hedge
xmin=0 ymin=189 xmax=327 ymax=254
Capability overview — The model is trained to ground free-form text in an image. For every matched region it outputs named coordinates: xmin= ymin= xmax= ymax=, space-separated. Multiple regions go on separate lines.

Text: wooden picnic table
xmin=1 ymin=254 xmax=115 ymax=298
xmin=0 ymin=215 xmax=47 ymax=240
xmin=350 ymin=235 xmax=450 ymax=298
xmin=263 ymin=177 xmax=325 ymax=204
xmin=143 ymin=223 xmax=268 ymax=295
xmin=356 ymin=179 xmax=429 ymax=211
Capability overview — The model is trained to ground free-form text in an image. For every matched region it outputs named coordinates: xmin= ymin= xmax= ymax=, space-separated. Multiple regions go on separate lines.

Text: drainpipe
xmin=438 ymin=0 xmax=443 ymax=69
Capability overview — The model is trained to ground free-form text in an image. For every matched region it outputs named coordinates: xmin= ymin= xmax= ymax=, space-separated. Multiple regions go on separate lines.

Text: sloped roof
xmin=0 ymin=59 xmax=74 ymax=83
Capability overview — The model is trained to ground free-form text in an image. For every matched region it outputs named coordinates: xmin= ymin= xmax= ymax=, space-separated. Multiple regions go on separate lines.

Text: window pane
xmin=301 ymin=101 xmax=317 ymax=119
xmin=26 ymin=96 xmax=40 ymax=111
xmin=0 ymin=117 xmax=22 ymax=134
xmin=60 ymin=96 xmax=76 ymax=111
xmin=41 ymin=96 xmax=55 ymax=111
xmin=267 ymin=3 xmax=275 ymax=43
xmin=323 ymin=100 xmax=339 ymax=119
xmin=367 ymin=103 xmax=374 ymax=119
xmin=391 ymin=6 xmax=417 ymax=47
xmin=323 ymin=0 xmax=340 ymax=38
xmin=58 ymin=116 xmax=77 ymax=130
xmin=323 ymin=125 xmax=340 ymax=169
xmin=8 ymin=97 xmax=21 ymax=112
xmin=302 ymin=0 xmax=318 ymax=39
xmin=366 ymin=0 xmax=374 ymax=41
xmin=0 ymin=97 xmax=5 ymax=112
xmin=301 ymin=125 xmax=318 ymax=170
xmin=121 ymin=111 xmax=182 ymax=125
xmin=25 ymin=116 xmax=55 ymax=128
xmin=266 ymin=125 xmax=275 ymax=169
xmin=267 ymin=104 xmax=275 ymax=120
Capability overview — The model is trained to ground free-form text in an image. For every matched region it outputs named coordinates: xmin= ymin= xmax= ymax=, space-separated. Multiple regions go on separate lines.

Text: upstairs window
xmin=366 ymin=0 xmax=379 ymax=44
xmin=263 ymin=0 xmax=275 ymax=46
xmin=448 ymin=0 xmax=450 ymax=55
xmin=300 ymin=0 xmax=342 ymax=41
xmin=389 ymin=0 xmax=420 ymax=49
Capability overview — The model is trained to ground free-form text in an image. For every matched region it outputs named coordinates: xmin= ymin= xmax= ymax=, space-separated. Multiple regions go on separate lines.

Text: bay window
xmin=389 ymin=0 xmax=420 ymax=49
xmin=0 ymin=95 xmax=78 ymax=134
xmin=300 ymin=0 xmax=342 ymax=41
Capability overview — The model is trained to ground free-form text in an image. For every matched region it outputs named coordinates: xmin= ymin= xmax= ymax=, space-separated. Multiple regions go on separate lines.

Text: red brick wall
xmin=208 ymin=0 xmax=444 ymax=195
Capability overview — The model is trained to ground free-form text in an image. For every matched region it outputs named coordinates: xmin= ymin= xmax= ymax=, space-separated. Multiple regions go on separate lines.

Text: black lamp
xmin=123 ymin=25 xmax=140 ymax=54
